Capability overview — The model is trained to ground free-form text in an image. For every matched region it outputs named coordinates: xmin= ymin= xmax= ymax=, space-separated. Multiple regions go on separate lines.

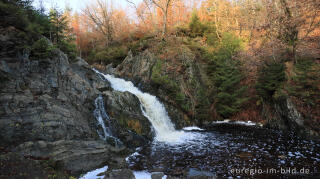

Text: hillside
xmin=0 ymin=0 xmax=320 ymax=178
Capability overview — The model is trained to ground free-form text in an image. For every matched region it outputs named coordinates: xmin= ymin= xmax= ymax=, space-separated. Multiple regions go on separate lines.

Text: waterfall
xmin=93 ymin=95 xmax=112 ymax=140
xmin=93 ymin=69 xmax=185 ymax=142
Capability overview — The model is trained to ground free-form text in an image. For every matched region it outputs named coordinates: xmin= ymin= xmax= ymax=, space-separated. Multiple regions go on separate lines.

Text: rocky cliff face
xmin=0 ymin=27 xmax=152 ymax=176
xmin=263 ymin=97 xmax=319 ymax=138
xmin=109 ymin=49 xmax=319 ymax=139
xmin=102 ymin=90 xmax=153 ymax=148
xmin=110 ymin=50 xmax=212 ymax=129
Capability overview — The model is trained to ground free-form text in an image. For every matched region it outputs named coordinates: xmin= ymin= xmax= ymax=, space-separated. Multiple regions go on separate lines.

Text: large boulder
xmin=15 ymin=140 xmax=128 ymax=175
xmin=103 ymin=90 xmax=153 ymax=148
xmin=115 ymin=50 xmax=156 ymax=84
xmin=104 ymin=169 xmax=135 ymax=179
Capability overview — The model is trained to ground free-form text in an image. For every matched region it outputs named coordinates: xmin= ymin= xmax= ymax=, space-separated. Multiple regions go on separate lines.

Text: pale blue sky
xmin=33 ymin=0 xmax=143 ymax=12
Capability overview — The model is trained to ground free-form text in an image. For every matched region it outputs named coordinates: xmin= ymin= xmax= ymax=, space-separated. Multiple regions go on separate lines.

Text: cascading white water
xmin=93 ymin=69 xmax=186 ymax=142
xmin=93 ymin=95 xmax=112 ymax=140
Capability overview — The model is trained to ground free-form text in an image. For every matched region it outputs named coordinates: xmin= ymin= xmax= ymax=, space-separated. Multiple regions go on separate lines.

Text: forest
xmin=1 ymin=0 xmax=320 ymax=124
xmin=1 ymin=0 xmax=320 ymax=178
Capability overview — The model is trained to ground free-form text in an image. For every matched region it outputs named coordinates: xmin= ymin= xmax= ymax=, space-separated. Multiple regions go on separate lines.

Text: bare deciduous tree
xmin=149 ymin=0 xmax=172 ymax=38
xmin=83 ymin=0 xmax=114 ymax=46
xmin=263 ymin=0 xmax=320 ymax=62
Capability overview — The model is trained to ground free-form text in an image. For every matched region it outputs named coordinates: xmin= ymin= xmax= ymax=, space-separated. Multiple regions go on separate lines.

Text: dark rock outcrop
xmin=104 ymin=169 xmax=135 ymax=179
xmin=103 ymin=90 xmax=153 ymax=148
xmin=151 ymin=172 xmax=165 ymax=179
xmin=0 ymin=27 xmax=152 ymax=175
xmin=184 ymin=168 xmax=215 ymax=179
xmin=111 ymin=49 xmax=320 ymax=139
xmin=0 ymin=46 xmax=123 ymax=174
xmin=16 ymin=140 xmax=127 ymax=175
xmin=263 ymin=97 xmax=317 ymax=137
xmin=112 ymin=50 xmax=211 ymax=129
xmin=0 ymin=151 xmax=70 ymax=179
xmin=0 ymin=48 xmax=105 ymax=147
xmin=115 ymin=50 xmax=156 ymax=84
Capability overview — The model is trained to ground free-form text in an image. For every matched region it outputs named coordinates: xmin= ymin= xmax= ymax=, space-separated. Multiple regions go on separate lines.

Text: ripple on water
xmin=127 ymin=125 xmax=320 ymax=177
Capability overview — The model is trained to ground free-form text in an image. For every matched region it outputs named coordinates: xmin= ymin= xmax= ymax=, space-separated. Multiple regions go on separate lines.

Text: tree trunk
xmin=162 ymin=13 xmax=167 ymax=39
xmin=293 ymin=43 xmax=297 ymax=64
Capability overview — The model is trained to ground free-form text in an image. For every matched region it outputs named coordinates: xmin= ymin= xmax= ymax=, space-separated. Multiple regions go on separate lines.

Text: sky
xmin=32 ymin=0 xmax=143 ymax=13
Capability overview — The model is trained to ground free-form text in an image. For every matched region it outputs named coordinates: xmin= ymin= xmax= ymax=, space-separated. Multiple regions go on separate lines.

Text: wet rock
xmin=151 ymin=172 xmax=165 ymax=179
xmin=115 ymin=50 xmax=156 ymax=83
xmin=0 ymin=28 xmax=151 ymax=175
xmin=104 ymin=169 xmax=135 ymax=179
xmin=166 ymin=176 xmax=179 ymax=179
xmin=263 ymin=97 xmax=317 ymax=137
xmin=185 ymin=168 xmax=215 ymax=179
xmin=74 ymin=57 xmax=90 ymax=68
xmin=103 ymin=91 xmax=153 ymax=148
xmin=0 ymin=29 xmax=101 ymax=145
xmin=105 ymin=63 xmax=115 ymax=74
xmin=0 ymin=60 xmax=11 ymax=73
xmin=236 ymin=152 xmax=253 ymax=159
xmin=0 ymin=151 xmax=69 ymax=179
xmin=15 ymin=140 xmax=128 ymax=175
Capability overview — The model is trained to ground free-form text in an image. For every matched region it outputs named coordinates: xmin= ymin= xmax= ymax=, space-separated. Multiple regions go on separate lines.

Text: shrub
xmin=0 ymin=1 xmax=30 ymax=29
xmin=188 ymin=11 xmax=206 ymax=37
xmin=256 ymin=60 xmax=286 ymax=101
xmin=151 ymin=60 xmax=179 ymax=92
xmin=195 ymin=87 xmax=211 ymax=122
xmin=188 ymin=11 xmax=215 ymax=38
xmin=205 ymin=32 xmax=219 ymax=46
xmin=31 ymin=38 xmax=50 ymax=59
xmin=175 ymin=25 xmax=189 ymax=36
xmin=175 ymin=92 xmax=185 ymax=102
xmin=288 ymin=58 xmax=320 ymax=106
xmin=128 ymin=39 xmax=149 ymax=55
xmin=58 ymin=40 xmax=77 ymax=62
xmin=214 ymin=33 xmax=242 ymax=60
xmin=151 ymin=60 xmax=192 ymax=110
xmin=88 ymin=45 xmax=127 ymax=65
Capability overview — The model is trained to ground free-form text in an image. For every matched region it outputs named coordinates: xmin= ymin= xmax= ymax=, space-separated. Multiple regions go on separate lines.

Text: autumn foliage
xmin=63 ymin=0 xmax=320 ymax=122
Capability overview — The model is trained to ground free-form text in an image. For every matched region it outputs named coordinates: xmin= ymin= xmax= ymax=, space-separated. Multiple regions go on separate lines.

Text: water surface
xmin=127 ymin=124 xmax=320 ymax=178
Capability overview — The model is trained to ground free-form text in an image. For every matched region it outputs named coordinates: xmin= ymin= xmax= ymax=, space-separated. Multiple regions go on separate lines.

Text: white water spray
xmin=94 ymin=95 xmax=122 ymax=146
xmin=93 ymin=95 xmax=112 ymax=140
xmin=94 ymin=69 xmax=188 ymax=142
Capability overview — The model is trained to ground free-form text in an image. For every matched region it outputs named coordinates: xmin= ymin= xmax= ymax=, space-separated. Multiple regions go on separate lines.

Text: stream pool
xmin=125 ymin=124 xmax=320 ymax=178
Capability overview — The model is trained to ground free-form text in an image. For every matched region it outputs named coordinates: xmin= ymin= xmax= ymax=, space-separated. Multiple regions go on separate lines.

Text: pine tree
xmin=207 ymin=33 xmax=247 ymax=118
xmin=188 ymin=11 xmax=204 ymax=37
xmin=49 ymin=8 xmax=77 ymax=61
xmin=209 ymin=58 xmax=247 ymax=118
xmin=49 ymin=8 xmax=69 ymax=44
xmin=256 ymin=61 xmax=286 ymax=101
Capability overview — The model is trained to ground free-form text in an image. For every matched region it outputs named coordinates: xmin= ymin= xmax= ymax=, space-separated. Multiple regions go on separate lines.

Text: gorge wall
xmin=105 ymin=48 xmax=319 ymax=139
xmin=0 ymin=27 xmax=153 ymax=177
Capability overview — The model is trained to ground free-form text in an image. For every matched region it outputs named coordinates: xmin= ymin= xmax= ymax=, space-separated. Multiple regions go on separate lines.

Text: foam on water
xmin=212 ymin=120 xmax=263 ymax=126
xmin=183 ymin=126 xmax=204 ymax=131
xmin=80 ymin=166 xmax=108 ymax=179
